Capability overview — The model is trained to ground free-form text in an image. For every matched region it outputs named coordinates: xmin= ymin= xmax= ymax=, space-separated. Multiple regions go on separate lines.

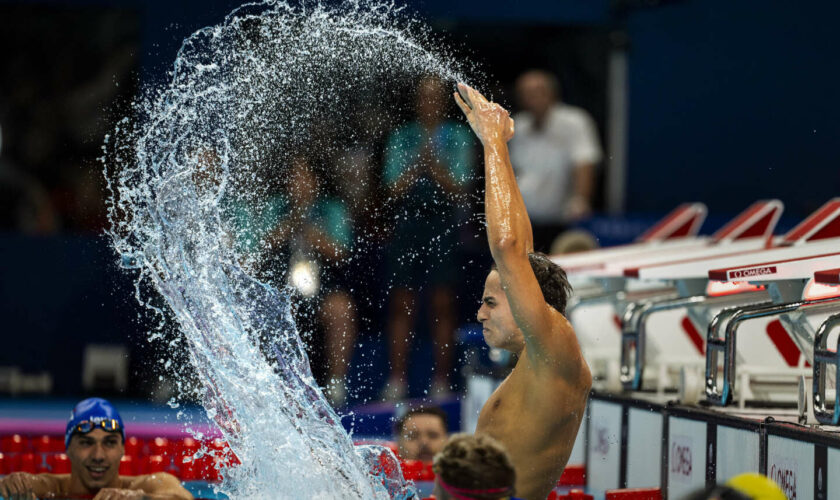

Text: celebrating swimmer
xmin=0 ymin=398 xmax=192 ymax=500
xmin=454 ymin=83 xmax=592 ymax=500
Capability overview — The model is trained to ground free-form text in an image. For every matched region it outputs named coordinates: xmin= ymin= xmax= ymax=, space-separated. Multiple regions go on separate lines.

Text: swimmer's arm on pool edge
xmin=112 ymin=471 xmax=193 ymax=500
xmin=454 ymin=83 xmax=588 ymax=380
xmin=0 ymin=471 xmax=62 ymax=498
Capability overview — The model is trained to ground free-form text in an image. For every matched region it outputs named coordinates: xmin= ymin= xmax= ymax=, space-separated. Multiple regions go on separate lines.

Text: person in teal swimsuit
xmin=381 ymin=75 xmax=475 ymax=400
xmin=228 ymin=156 xmax=357 ymax=406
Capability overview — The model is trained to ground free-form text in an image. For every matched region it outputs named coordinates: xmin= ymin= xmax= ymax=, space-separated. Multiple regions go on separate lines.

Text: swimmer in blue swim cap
xmin=0 ymin=397 xmax=193 ymax=500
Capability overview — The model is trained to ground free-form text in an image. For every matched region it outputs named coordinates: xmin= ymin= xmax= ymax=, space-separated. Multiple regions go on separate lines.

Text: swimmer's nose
xmin=91 ymin=443 xmax=106 ymax=461
xmin=476 ymin=305 xmax=487 ymax=323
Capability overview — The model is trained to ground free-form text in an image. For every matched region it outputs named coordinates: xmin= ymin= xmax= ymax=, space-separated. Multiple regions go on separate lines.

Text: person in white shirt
xmin=509 ymin=70 xmax=603 ymax=252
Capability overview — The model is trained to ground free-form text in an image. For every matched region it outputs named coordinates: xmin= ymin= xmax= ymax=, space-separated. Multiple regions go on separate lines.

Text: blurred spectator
xmin=229 ymin=156 xmax=357 ymax=407
xmin=381 ymin=75 xmax=475 ymax=400
xmin=0 ymin=7 xmax=138 ymax=234
xmin=549 ymin=228 xmax=599 ymax=255
xmin=0 ymin=124 xmax=58 ymax=233
xmin=432 ymin=433 xmax=517 ymax=500
xmin=510 ymin=69 xmax=603 ymax=252
xmin=394 ymin=406 xmax=449 ymax=463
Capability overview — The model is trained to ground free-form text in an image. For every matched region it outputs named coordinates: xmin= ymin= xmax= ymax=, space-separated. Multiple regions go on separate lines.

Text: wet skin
xmin=456 ymin=83 xmax=592 ymax=500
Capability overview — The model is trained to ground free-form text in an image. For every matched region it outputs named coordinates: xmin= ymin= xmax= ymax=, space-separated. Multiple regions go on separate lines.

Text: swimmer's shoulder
xmin=530 ymin=307 xmax=591 ymax=385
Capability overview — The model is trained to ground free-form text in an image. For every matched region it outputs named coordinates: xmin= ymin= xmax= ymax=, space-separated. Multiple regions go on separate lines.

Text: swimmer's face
xmin=477 ymin=270 xmax=525 ymax=352
xmin=398 ymin=414 xmax=448 ymax=463
xmin=67 ymin=429 xmax=124 ymax=492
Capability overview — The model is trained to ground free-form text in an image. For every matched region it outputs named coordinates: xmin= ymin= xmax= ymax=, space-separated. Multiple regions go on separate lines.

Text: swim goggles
xmin=72 ymin=418 xmax=122 ymax=434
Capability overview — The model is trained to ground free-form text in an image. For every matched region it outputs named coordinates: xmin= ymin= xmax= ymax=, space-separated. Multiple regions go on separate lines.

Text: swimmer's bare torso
xmin=455 ymin=83 xmax=592 ymax=500
xmin=477 ymin=335 xmax=589 ymax=500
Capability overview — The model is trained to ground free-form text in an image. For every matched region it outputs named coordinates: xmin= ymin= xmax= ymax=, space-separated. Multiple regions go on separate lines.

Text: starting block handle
xmin=708 ymin=301 xmax=804 ymax=406
xmin=619 ymin=295 xmax=708 ymax=391
xmin=620 ymin=300 xmax=647 ymax=391
xmin=813 ymin=313 xmax=840 ymax=425
xmin=705 ymin=306 xmax=745 ymax=405
xmin=705 ymin=297 xmax=840 ymax=406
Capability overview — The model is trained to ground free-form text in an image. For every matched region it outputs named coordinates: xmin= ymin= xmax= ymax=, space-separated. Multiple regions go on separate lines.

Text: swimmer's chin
xmin=482 ymin=329 xmax=508 ymax=350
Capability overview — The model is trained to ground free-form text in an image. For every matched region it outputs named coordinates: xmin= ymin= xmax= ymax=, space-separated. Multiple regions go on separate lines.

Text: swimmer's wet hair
xmin=432 ymin=433 xmax=516 ymax=497
xmin=394 ymin=406 xmax=449 ymax=436
xmin=491 ymin=252 xmax=573 ymax=315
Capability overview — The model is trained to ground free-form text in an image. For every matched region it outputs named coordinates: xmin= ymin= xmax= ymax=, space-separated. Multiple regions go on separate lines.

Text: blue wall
xmin=625 ymin=1 xmax=840 ymax=219
xmin=4 ymin=0 xmax=833 ymax=219
xmin=134 ymin=0 xmax=838 ymax=220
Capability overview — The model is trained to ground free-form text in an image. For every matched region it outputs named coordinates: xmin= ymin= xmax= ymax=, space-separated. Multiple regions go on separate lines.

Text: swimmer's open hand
xmin=453 ymin=83 xmax=514 ymax=145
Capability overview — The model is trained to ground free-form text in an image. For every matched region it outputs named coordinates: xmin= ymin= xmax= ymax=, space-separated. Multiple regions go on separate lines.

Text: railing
xmin=813 ymin=313 xmax=840 ymax=424
xmin=619 ymin=291 xmax=768 ymax=391
xmin=705 ymin=296 xmax=840 ymax=406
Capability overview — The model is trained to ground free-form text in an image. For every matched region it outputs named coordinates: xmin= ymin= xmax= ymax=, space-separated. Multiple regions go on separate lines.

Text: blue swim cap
xmin=65 ymin=398 xmax=125 ymax=449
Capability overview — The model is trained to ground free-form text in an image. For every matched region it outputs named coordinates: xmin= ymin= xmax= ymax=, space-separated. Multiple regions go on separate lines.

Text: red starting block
xmin=605 ymin=487 xmax=662 ymax=500
xmin=557 ymin=464 xmax=586 ymax=486
xmin=400 ymin=459 xmax=435 ymax=482
xmin=548 ymin=488 xmax=593 ymax=500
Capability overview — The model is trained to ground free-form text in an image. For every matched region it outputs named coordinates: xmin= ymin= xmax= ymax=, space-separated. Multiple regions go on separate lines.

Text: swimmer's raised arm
xmin=455 ymin=83 xmax=583 ymax=377
xmin=453 ymin=84 xmax=530 ymax=253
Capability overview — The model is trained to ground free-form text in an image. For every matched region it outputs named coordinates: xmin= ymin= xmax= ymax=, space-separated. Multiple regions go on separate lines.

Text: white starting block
xmin=543 ymin=200 xmax=840 ymax=497
xmin=614 ymin=199 xmax=840 ymax=406
xmin=557 ymin=202 xmax=709 ymax=279
xmin=705 ymin=249 xmax=840 ymax=407
xmin=561 ymin=200 xmax=785 ymax=393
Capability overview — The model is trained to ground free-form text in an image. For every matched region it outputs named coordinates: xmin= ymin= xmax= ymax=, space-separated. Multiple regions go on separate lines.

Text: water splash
xmin=104 ymin=1 xmax=471 ymax=497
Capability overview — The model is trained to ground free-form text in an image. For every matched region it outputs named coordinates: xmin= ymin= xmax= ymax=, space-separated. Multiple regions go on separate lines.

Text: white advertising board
xmin=667 ymin=416 xmax=707 ymax=500
xmin=587 ymin=399 xmax=622 ymax=492
xmin=766 ymin=434 xmax=814 ymax=500
xmin=829 ymin=447 xmax=840 ymax=499
xmin=462 ymin=375 xmax=500 ymax=434
xmin=716 ymin=425 xmax=760 ymax=483
xmin=626 ymin=407 xmax=662 ymax=488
